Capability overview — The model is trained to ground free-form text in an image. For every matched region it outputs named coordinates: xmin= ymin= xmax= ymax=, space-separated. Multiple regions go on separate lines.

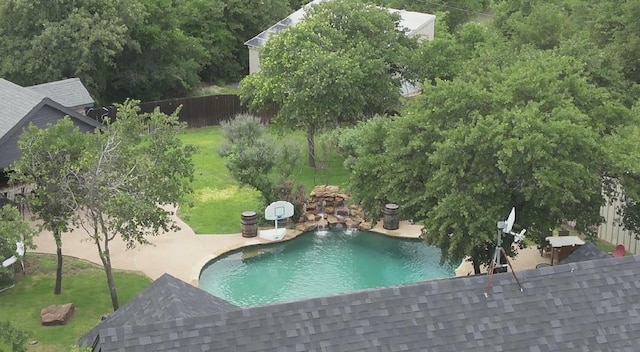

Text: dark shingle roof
xmin=26 ymin=77 xmax=94 ymax=109
xmin=0 ymin=78 xmax=101 ymax=145
xmin=78 ymin=273 xmax=239 ymax=347
xmin=559 ymin=242 xmax=611 ymax=265
xmin=0 ymin=79 xmax=46 ymax=140
xmin=94 ymin=255 xmax=640 ymax=351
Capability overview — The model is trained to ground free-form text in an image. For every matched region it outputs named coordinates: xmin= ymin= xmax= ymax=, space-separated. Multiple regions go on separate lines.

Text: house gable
xmin=0 ymin=82 xmax=103 ymax=169
xmin=559 ymin=242 xmax=611 ymax=264
xmin=78 ymin=273 xmax=239 ymax=348
xmin=0 ymin=78 xmax=45 ymax=140
xmin=27 ymin=77 xmax=95 ymax=112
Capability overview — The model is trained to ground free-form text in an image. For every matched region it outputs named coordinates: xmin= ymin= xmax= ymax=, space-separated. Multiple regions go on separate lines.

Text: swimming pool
xmin=199 ymin=230 xmax=456 ymax=306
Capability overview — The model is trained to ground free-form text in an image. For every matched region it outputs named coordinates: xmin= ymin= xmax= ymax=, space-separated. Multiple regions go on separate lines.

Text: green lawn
xmin=0 ymin=254 xmax=152 ymax=352
xmin=177 ymin=126 xmax=350 ymax=234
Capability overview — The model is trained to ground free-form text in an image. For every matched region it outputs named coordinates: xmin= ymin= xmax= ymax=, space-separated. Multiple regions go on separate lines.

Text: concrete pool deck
xmin=31 ymin=206 xmax=550 ymax=286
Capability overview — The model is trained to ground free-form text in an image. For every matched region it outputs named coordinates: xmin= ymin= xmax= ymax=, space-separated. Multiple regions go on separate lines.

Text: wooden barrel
xmin=241 ymin=211 xmax=258 ymax=238
xmin=383 ymin=203 xmax=399 ymax=230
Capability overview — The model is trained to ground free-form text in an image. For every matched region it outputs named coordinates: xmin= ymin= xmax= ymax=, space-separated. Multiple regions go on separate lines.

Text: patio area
xmin=30 ymin=205 xmax=552 ymax=286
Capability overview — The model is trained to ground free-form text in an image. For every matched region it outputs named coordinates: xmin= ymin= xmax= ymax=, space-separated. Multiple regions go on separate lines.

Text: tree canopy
xmin=0 ymin=204 xmax=34 ymax=278
xmin=10 ymin=118 xmax=92 ymax=294
xmin=335 ymin=13 xmax=640 ymax=272
xmin=241 ymin=0 xmax=418 ymax=167
xmin=0 ymin=0 xmax=293 ymax=103
xmin=76 ymin=100 xmax=195 ymax=310
xmin=11 ymin=101 xmax=195 ymax=311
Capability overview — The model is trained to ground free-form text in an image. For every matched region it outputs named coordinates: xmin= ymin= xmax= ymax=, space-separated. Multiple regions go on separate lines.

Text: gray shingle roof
xmin=559 ymin=242 xmax=611 ymax=265
xmin=78 ymin=273 xmax=239 ymax=347
xmin=94 ymin=255 xmax=640 ymax=351
xmin=0 ymin=79 xmax=47 ymax=140
xmin=27 ymin=77 xmax=94 ymax=109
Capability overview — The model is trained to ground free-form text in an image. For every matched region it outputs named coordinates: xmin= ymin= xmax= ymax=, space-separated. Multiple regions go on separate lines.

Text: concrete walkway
xmin=31 ymin=207 xmax=549 ymax=286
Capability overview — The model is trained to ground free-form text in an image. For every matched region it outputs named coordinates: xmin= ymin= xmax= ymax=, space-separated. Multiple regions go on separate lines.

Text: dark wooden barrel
xmin=383 ymin=203 xmax=399 ymax=230
xmin=241 ymin=211 xmax=258 ymax=238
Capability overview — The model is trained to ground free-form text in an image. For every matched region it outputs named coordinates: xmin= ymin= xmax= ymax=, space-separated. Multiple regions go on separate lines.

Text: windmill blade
xmin=513 ymin=229 xmax=527 ymax=242
xmin=504 ymin=207 xmax=516 ymax=233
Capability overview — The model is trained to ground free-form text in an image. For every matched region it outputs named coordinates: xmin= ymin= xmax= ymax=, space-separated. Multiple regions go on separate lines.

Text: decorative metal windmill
xmin=485 ymin=207 xmax=526 ymax=297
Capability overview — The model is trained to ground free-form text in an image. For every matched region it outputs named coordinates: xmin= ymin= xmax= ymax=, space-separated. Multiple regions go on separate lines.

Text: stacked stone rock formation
xmin=296 ymin=185 xmax=371 ymax=232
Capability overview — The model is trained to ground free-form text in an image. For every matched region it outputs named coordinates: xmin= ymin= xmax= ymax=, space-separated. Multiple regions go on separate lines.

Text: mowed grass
xmin=177 ymin=126 xmax=263 ymax=234
xmin=0 ymin=254 xmax=152 ymax=352
xmin=177 ymin=126 xmax=349 ymax=234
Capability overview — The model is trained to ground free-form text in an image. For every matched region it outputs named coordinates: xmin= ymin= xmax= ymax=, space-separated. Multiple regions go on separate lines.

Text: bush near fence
xmin=86 ymin=95 xmax=278 ymax=128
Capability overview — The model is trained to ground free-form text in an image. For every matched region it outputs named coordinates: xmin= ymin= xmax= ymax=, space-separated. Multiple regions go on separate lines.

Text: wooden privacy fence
xmin=86 ymin=95 xmax=278 ymax=128
xmin=139 ymin=95 xmax=277 ymax=128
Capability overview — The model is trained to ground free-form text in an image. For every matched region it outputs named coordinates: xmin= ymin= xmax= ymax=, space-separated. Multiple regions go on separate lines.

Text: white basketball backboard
xmin=265 ymin=201 xmax=294 ymax=220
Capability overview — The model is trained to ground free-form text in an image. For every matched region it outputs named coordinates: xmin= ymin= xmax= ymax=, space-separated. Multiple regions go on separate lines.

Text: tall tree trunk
xmin=54 ymin=230 xmax=63 ymax=295
xmin=307 ymin=127 xmax=316 ymax=168
xmin=472 ymin=257 xmax=482 ymax=275
xmin=103 ymin=257 xmax=119 ymax=311
xmin=97 ymin=241 xmax=119 ymax=311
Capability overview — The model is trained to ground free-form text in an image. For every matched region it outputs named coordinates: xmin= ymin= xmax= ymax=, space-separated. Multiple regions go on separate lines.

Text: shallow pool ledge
xmin=190 ymin=220 xmax=422 ymax=287
xmin=190 ymin=228 xmax=307 ymax=287
xmin=370 ymin=220 xmax=423 ymax=239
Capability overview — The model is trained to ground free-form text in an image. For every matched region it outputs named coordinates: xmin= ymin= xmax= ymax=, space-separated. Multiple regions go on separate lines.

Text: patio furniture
xmin=538 ymin=240 xmax=552 ymax=257
xmin=545 ymin=236 xmax=585 ymax=265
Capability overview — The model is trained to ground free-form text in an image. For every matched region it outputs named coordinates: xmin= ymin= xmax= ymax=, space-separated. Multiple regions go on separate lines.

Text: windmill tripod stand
xmin=484 ymin=213 xmax=525 ymax=297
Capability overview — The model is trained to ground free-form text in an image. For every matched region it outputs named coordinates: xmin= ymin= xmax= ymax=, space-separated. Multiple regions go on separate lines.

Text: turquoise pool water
xmin=199 ymin=230 xmax=456 ymax=306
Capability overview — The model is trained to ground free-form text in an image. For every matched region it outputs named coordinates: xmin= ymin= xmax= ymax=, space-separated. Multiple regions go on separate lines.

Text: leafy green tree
xmin=218 ymin=113 xmax=301 ymax=210
xmin=413 ymin=21 xmax=497 ymax=85
xmin=339 ymin=48 xmax=634 ymax=273
xmin=289 ymin=0 xmax=312 ymax=10
xmin=0 ymin=0 xmax=295 ymax=101
xmin=375 ymin=0 xmax=490 ymax=30
xmin=602 ymin=103 xmax=640 ymax=238
xmin=331 ymin=116 xmax=395 ymax=220
xmin=241 ymin=0 xmax=418 ymax=168
xmin=0 ymin=321 xmax=29 ymax=352
xmin=179 ymin=0 xmax=237 ymax=83
xmin=573 ymin=0 xmax=640 ymax=86
xmin=0 ymin=0 xmax=143 ymax=103
xmin=107 ymin=0 xmax=208 ymax=102
xmin=76 ymin=100 xmax=195 ymax=310
xmin=219 ymin=0 xmax=292 ymax=81
xmin=490 ymin=0 xmax=640 ymax=105
xmin=22 ymin=101 xmax=195 ymax=310
xmin=0 ymin=205 xmax=34 ymax=281
xmin=10 ymin=119 xmax=92 ymax=295
xmin=491 ymin=1 xmax=576 ymax=50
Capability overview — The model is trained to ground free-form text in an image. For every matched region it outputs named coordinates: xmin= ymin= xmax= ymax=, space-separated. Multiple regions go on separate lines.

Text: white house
xmin=244 ymin=0 xmax=436 ymax=95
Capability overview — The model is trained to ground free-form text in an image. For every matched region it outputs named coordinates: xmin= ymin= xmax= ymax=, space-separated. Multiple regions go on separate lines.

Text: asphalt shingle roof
xmin=559 ymin=242 xmax=611 ymax=265
xmin=27 ymin=77 xmax=94 ymax=109
xmin=78 ymin=273 xmax=239 ymax=347
xmin=0 ymin=79 xmax=47 ymax=140
xmin=93 ymin=255 xmax=640 ymax=352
